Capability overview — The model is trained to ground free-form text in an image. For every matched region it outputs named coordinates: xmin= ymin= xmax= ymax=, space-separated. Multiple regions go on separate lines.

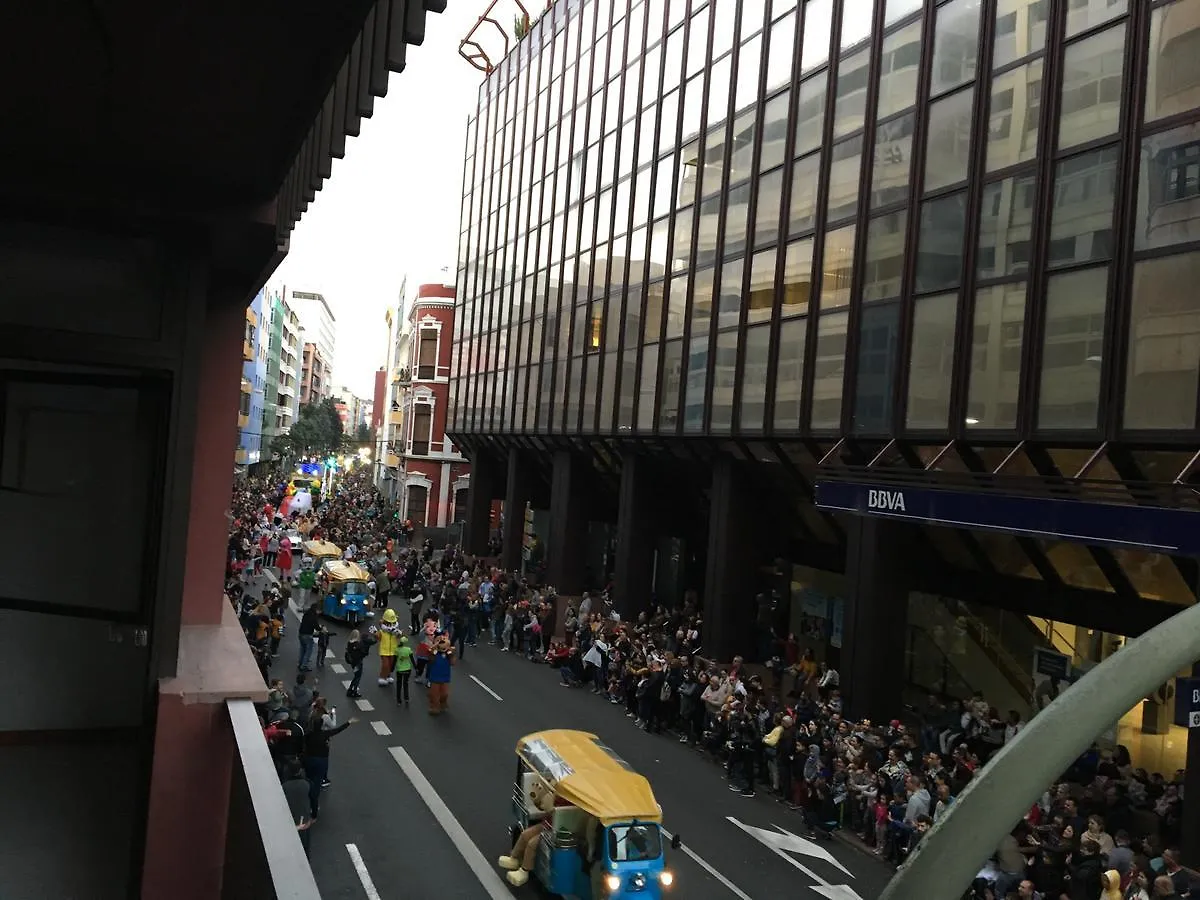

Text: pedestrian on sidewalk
xmin=394 ymin=634 xmax=415 ymax=706
xmin=426 ymin=634 xmax=455 ymax=715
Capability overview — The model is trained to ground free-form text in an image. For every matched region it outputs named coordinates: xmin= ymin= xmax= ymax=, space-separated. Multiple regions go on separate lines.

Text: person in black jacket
xmin=343 ymin=629 xmax=374 ymax=698
xmin=304 ymin=697 xmax=356 ymax=822
xmin=297 ymin=603 xmax=320 ymax=671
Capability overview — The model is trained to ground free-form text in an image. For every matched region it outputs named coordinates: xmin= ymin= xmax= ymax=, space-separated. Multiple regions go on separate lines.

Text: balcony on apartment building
xmin=225 ymin=698 xmax=321 ymax=900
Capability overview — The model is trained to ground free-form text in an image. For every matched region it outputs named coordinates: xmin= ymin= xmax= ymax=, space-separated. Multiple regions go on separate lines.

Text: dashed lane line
xmin=345 ymin=843 xmax=382 ymax=900
xmin=355 ymin=698 xmax=375 ymax=712
xmin=370 ymin=721 xmax=392 ymax=736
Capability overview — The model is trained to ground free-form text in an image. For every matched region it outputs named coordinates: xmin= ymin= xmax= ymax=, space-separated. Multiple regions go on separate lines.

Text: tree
xmin=272 ymin=399 xmax=346 ymax=462
xmin=354 ymin=422 xmax=375 ymax=447
xmin=514 ymin=12 xmax=531 ymax=39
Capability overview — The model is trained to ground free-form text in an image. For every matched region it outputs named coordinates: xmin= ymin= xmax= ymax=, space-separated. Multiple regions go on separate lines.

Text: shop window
xmin=407 ymin=485 xmax=429 ymax=527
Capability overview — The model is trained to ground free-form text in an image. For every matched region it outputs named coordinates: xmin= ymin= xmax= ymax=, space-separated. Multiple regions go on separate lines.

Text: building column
xmin=547 ymin=450 xmax=587 ymax=595
xmin=502 ymin=448 xmax=533 ymax=573
xmin=613 ymin=454 xmax=656 ymax=619
xmin=841 ymin=516 xmax=914 ymax=725
xmin=703 ymin=456 xmax=759 ymax=662
xmin=464 ymin=452 xmax=500 ymax=555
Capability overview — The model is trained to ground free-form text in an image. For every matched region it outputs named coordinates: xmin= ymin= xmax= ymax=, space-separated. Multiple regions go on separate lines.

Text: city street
xmin=264 ymin=585 xmax=894 ymax=900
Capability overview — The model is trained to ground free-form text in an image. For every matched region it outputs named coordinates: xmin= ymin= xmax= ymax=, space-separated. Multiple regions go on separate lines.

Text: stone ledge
xmin=159 ymin=600 xmax=268 ymax=704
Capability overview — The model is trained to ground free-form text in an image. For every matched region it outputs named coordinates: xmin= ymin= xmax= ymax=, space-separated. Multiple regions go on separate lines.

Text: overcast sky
xmin=270 ymin=2 xmax=495 ymax=398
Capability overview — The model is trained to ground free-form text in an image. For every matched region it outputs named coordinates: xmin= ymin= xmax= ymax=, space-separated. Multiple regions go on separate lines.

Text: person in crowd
xmin=304 ymin=696 xmax=356 ymax=820
xmin=297 ymin=603 xmax=319 ymax=671
xmin=343 ymin=628 xmax=373 ymax=699
xmin=394 ymin=633 xmax=416 ymax=706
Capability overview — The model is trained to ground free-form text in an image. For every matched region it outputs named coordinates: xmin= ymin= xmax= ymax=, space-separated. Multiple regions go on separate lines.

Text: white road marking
xmin=326 ymin=648 xmax=333 ymax=659
xmin=728 ymin=817 xmax=828 ymax=885
xmin=811 ymin=887 xmax=866 ymax=900
xmin=731 ymin=819 xmax=852 ymax=878
xmin=661 ymin=827 xmax=756 ymax=900
xmin=469 ymin=674 xmax=503 ymax=701
xmin=345 ymin=843 xmax=382 ymax=900
xmin=370 ymin=721 xmax=392 ymax=736
xmin=342 ymin=680 xmax=353 ymax=690
xmin=387 ymin=747 xmax=512 ymax=900
xmin=332 ymin=663 xmax=347 ymax=674
xmin=355 ymin=698 xmax=375 ymax=712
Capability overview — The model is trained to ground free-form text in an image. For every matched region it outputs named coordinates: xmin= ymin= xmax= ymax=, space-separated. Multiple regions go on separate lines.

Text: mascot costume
xmin=498 ymin=779 xmax=556 ymax=886
xmin=370 ymin=608 xmax=402 ymax=685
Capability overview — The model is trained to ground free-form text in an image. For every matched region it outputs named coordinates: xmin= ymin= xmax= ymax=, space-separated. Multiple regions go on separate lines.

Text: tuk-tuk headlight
xmin=631 ymin=872 xmax=647 ymax=889
xmin=340 ymin=598 xmax=347 ymax=606
xmin=604 ymin=874 xmax=621 ymax=892
xmin=659 ymin=871 xmax=674 ymax=887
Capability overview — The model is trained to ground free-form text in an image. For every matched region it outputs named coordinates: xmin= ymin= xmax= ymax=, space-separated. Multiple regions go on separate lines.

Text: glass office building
xmin=451 ymin=0 xmax=1200 ymax=737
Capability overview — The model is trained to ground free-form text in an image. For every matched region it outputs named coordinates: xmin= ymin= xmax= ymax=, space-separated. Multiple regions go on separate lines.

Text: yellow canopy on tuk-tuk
xmin=516 ymin=729 xmax=662 ymax=826
xmin=302 ymin=540 xmax=341 ymax=558
xmin=322 ymin=560 xmax=370 ymax=583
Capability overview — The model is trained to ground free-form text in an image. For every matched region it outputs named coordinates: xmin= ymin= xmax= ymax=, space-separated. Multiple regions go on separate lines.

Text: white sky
xmin=270 ymin=2 xmax=501 ymax=398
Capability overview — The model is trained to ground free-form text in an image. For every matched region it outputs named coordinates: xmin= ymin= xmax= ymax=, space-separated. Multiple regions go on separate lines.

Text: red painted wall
xmin=371 ymin=368 xmax=386 ymax=431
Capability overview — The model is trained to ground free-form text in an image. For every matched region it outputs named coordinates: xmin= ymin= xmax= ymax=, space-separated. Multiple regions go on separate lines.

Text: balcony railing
xmin=223 ymin=698 xmax=321 ymax=900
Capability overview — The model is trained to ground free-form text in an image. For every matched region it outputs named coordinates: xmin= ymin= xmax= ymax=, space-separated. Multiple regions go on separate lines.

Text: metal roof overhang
xmin=3 ymin=0 xmax=446 ymax=299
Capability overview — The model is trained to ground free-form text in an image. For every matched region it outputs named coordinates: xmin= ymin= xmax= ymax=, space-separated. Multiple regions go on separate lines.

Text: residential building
xmin=377 ymin=280 xmax=410 ymax=500
xmin=449 ymin=0 xmax=1200 ymax=789
xmin=236 ymin=289 xmax=268 ymax=469
xmin=289 ymin=290 xmax=337 ymax=370
xmin=2 ymin=1 xmax=441 ymax=895
xmin=334 ymin=384 xmax=372 ymax=433
xmin=372 ymin=367 xmax=387 ymax=434
xmin=399 ymin=282 xmax=469 ymax=527
xmin=300 ymin=342 xmax=331 ymax=405
xmin=262 ymin=287 xmax=303 ymax=452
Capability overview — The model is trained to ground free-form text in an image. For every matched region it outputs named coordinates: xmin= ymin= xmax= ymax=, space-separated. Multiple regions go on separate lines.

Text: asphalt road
xmin=262 ymin=583 xmax=894 ymax=900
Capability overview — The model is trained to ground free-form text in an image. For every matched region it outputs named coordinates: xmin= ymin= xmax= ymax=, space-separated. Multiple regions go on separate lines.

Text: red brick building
xmin=397 ymin=283 xmax=469 ymax=528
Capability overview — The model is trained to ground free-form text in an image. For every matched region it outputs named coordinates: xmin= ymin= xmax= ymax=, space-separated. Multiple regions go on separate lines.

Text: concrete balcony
xmin=237 ymin=413 xmax=249 ymax=430
xmin=383 ymin=452 xmax=400 ymax=467
xmin=387 ymin=409 xmax=403 ymax=426
xmin=243 ymin=339 xmax=254 ymax=362
xmin=234 ymin=447 xmax=249 ymax=464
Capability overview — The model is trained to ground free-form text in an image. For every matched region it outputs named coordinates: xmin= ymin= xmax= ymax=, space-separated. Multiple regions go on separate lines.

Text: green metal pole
xmin=880 ymin=600 xmax=1200 ymax=900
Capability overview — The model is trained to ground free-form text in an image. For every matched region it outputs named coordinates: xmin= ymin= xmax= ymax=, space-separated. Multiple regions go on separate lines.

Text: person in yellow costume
xmin=498 ymin=780 xmax=555 ymax=887
xmin=369 ymin=608 xmax=402 ymax=686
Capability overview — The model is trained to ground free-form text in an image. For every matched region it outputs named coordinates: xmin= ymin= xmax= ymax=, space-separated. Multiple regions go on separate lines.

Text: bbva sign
xmin=866 ymin=489 xmax=906 ymax=512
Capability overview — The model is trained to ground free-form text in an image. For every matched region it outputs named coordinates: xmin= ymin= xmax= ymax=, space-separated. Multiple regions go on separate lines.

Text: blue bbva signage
xmin=814 ymin=480 xmax=1200 ymax=557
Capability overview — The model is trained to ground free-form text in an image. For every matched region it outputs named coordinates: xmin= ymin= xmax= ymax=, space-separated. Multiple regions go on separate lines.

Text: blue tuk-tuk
xmin=505 ymin=730 xmax=680 ymax=898
xmin=318 ymin=560 xmax=374 ymax=626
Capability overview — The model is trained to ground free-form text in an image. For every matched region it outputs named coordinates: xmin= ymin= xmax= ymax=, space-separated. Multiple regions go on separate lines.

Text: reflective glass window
xmin=746 ymin=247 xmax=777 ymax=324
xmin=885 ymin=0 xmax=922 ymax=26
xmin=678 ymin=140 xmax=701 ymax=208
xmin=712 ymin=0 xmax=736 ymax=60
xmin=863 ymin=211 xmax=907 ymax=302
xmin=707 ymin=55 xmax=733 ymax=128
xmin=711 ymin=329 xmax=738 ymax=431
xmin=840 ymin=0 xmax=872 ymax=51
xmin=1124 ymin=251 xmax=1200 ymax=430
xmin=810 ymin=311 xmax=849 ymax=428
xmin=636 ymin=343 xmax=660 ymax=430
xmin=729 ymin=109 xmax=757 ymax=184
xmin=695 ymin=193 xmax=722 ymax=264
xmin=1145 ymin=1 xmax=1200 ymax=124
xmin=691 ymin=266 xmax=715 ymax=337
xmin=687 ymin=5 xmax=710 ymax=79
xmin=767 ymin=13 xmax=797 ymax=93
xmin=760 ymin=91 xmax=791 ymax=173
xmin=1133 ymin=122 xmax=1200 ymax=253
xmin=658 ymin=338 xmax=683 ymax=430
xmin=665 ymin=275 xmax=687 ymax=340
xmin=736 ymin=34 xmax=763 ymax=110
xmin=930 ymin=0 xmax=981 ymax=97
xmin=1057 ymin=24 xmax=1125 ymax=152
xmin=754 ymin=168 xmax=785 ymax=247
xmin=663 ymin=27 xmax=685 ymax=93
xmin=739 ymin=323 xmax=771 ymax=430
xmin=657 ymin=90 xmax=680 ymax=157
xmin=924 ymin=87 xmax=975 ymax=192
xmin=853 ymin=301 xmax=901 ymax=433
xmin=652 ymin=155 xmax=676 ymax=219
xmin=993 ymin=0 xmax=1048 ymax=69
xmin=683 ymin=334 xmax=708 ymax=431
xmin=906 ymin=292 xmax=959 ymax=429
xmin=1065 ymin=0 xmax=1126 ymax=40
xmin=877 ymin=19 xmax=923 ymax=121
xmin=967 ymin=281 xmax=1026 ymax=429
xmin=977 ymin=173 xmax=1036 ymax=280
xmin=870 ymin=113 xmax=915 ymax=210
xmin=670 ymin=206 xmax=693 ymax=276
xmin=1048 ymin=147 xmax=1117 ymax=269
xmin=680 ymin=75 xmax=704 ymax=142
xmin=801 ymin=0 xmax=834 ymax=74
xmin=718 ymin=256 xmax=744 ymax=329
xmin=781 ymin=238 xmax=814 ymax=316
xmin=1037 ymin=266 xmax=1107 ymax=429
xmin=826 ymin=136 xmax=864 ymax=222
xmin=916 ymin=191 xmax=968 ymax=293
xmin=794 ymin=73 xmax=827 ymax=157
xmin=833 ymin=46 xmax=870 ymax=139
xmin=985 ymin=59 xmax=1042 ymax=174
xmin=820 ymin=225 xmax=856 ymax=310
xmin=773 ymin=316 xmax=808 ymax=430
xmin=726 ymin=182 xmax=751 ymax=256
xmin=642 ymin=45 xmax=663 ymax=109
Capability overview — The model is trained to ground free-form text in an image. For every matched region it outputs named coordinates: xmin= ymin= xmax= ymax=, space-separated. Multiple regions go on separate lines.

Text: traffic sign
xmin=1173 ymin=677 xmax=1200 ymax=728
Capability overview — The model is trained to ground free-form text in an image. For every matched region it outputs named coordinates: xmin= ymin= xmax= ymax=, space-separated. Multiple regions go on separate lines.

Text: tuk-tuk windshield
xmin=608 ymin=823 xmax=662 ymax=862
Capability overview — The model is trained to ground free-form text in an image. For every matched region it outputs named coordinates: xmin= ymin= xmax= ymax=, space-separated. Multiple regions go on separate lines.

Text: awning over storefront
xmin=814 ymin=479 xmax=1200 ymax=557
